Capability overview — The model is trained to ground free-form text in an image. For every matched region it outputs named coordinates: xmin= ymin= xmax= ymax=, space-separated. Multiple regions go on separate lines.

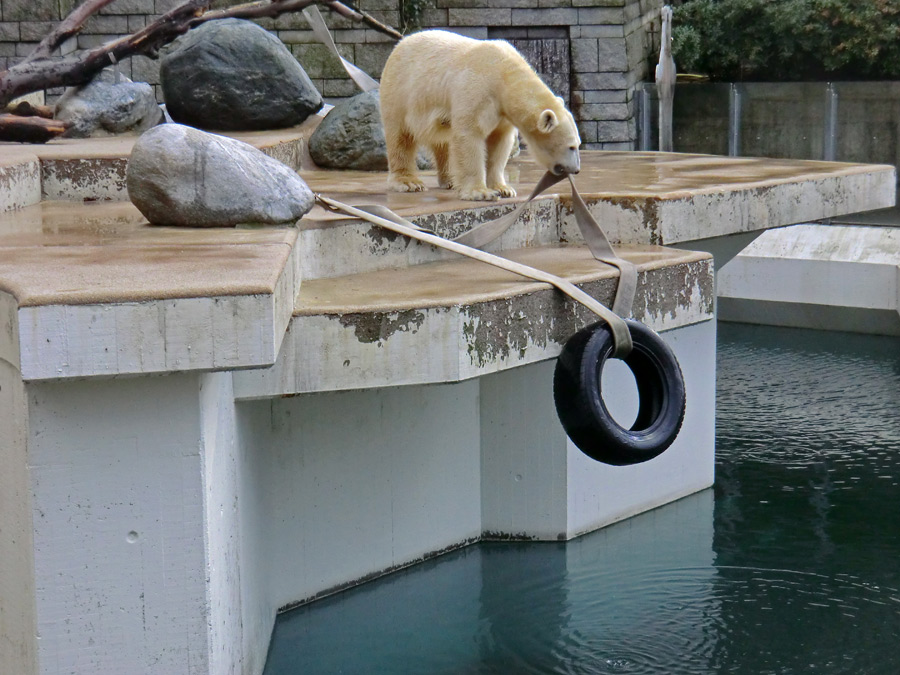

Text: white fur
xmin=380 ymin=30 xmax=581 ymax=201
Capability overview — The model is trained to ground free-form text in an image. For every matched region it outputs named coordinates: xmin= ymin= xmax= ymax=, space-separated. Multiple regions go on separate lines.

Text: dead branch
xmin=0 ymin=0 xmax=399 ymax=110
xmin=5 ymin=101 xmax=55 ymax=118
xmin=199 ymin=0 xmax=402 ymax=40
xmin=0 ymin=114 xmax=71 ymax=143
xmin=24 ymin=0 xmax=120 ymax=64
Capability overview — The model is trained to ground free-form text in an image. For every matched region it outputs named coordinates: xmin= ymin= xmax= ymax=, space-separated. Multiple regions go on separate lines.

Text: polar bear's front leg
xmin=486 ymin=124 xmax=518 ymax=198
xmin=386 ymin=127 xmax=426 ymax=193
xmin=450 ymin=130 xmax=497 ymax=201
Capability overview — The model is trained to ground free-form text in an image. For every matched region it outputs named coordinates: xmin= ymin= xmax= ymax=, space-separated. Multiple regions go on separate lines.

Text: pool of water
xmin=264 ymin=323 xmax=900 ymax=674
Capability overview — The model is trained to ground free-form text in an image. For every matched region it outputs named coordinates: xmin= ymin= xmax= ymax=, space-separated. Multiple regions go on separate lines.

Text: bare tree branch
xmin=24 ymin=0 xmax=120 ymax=63
xmin=0 ymin=0 xmax=400 ymax=110
xmin=0 ymin=114 xmax=71 ymax=143
xmin=197 ymin=0 xmax=402 ymax=40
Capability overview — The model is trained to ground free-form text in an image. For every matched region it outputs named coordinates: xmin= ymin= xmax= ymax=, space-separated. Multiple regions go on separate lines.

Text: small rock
xmin=126 ymin=124 xmax=314 ymax=227
xmin=55 ymin=68 xmax=163 ymax=138
xmin=309 ymin=90 xmax=431 ymax=171
xmin=309 ymin=90 xmax=388 ymax=171
xmin=160 ymin=19 xmax=323 ymax=131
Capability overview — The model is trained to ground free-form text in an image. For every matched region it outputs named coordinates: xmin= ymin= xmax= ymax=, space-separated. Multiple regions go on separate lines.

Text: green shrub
xmin=673 ymin=0 xmax=900 ymax=80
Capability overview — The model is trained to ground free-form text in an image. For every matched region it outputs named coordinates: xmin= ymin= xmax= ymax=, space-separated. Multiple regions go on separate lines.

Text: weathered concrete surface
xmin=232 ymin=245 xmax=713 ymax=399
xmin=0 ymin=201 xmax=301 ymax=380
xmin=298 ymin=152 xmax=895 ymax=275
xmin=0 ymin=152 xmax=40 ymax=213
xmin=718 ymin=223 xmax=900 ymax=335
xmin=0 ymin=146 xmax=893 ymax=382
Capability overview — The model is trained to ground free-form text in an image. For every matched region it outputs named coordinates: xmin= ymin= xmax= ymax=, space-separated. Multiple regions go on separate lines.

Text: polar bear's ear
xmin=538 ymin=109 xmax=559 ymax=133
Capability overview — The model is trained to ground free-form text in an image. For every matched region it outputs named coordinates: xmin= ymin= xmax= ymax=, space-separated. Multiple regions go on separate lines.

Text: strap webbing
xmin=315 ymin=172 xmax=637 ymax=357
xmin=302 ymin=5 xmax=380 ymax=93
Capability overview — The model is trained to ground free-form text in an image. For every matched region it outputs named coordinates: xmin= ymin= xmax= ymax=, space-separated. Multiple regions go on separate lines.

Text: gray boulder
xmin=309 ymin=90 xmax=431 ymax=171
xmin=309 ymin=90 xmax=388 ymax=171
xmin=160 ymin=19 xmax=322 ymax=131
xmin=55 ymin=68 xmax=163 ymax=138
xmin=126 ymin=124 xmax=314 ymax=227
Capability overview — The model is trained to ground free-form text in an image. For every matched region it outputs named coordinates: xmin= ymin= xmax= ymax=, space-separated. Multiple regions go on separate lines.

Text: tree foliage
xmin=673 ymin=0 xmax=900 ymax=81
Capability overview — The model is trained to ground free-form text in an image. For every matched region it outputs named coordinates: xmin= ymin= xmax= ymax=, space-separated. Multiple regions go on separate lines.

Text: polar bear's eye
xmin=569 ymin=146 xmax=577 ymax=151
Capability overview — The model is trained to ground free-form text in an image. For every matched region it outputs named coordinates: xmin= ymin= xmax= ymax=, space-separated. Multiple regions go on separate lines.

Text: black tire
xmin=553 ymin=320 xmax=686 ymax=466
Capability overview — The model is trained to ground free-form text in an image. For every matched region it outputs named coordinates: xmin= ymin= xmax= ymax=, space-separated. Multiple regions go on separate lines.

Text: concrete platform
xmin=0 ymin=126 xmax=895 ymax=675
xmin=718 ymin=223 xmax=900 ymax=335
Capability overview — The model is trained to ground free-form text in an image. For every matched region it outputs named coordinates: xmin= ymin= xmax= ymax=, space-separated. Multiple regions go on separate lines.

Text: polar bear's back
xmin=380 ymin=30 xmax=521 ymax=141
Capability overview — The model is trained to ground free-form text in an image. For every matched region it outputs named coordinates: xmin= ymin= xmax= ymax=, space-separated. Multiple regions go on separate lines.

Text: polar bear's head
xmin=523 ymin=98 xmax=581 ymax=176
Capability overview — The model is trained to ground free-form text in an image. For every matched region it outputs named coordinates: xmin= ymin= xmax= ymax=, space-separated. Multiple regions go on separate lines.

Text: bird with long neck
xmin=656 ymin=5 xmax=677 ymax=152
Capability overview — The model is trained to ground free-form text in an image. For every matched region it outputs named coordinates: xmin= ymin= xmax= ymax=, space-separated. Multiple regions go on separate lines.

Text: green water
xmin=264 ymin=323 xmax=900 ymax=674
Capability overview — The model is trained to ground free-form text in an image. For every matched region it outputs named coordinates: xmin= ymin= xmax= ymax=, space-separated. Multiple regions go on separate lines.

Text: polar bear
xmin=379 ymin=30 xmax=581 ymax=201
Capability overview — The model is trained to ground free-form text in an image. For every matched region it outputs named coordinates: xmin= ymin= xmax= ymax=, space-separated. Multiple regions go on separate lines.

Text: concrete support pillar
xmin=481 ymin=319 xmax=716 ymax=540
xmin=1 ymin=291 xmax=37 ymax=674
xmin=5 ymin=371 xmax=250 ymax=675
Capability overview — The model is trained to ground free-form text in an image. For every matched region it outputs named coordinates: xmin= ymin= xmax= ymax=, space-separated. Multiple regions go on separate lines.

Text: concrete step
xmin=296 ymin=151 xmax=896 ymax=280
xmin=233 ymin=243 xmax=714 ymax=398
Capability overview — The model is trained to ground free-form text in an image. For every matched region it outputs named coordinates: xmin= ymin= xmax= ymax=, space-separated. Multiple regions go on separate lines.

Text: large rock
xmin=308 ymin=90 xmax=432 ymax=171
xmin=55 ymin=68 xmax=163 ymax=138
xmin=160 ymin=19 xmax=323 ymax=131
xmin=309 ymin=90 xmax=388 ymax=171
xmin=126 ymin=124 xmax=314 ymax=227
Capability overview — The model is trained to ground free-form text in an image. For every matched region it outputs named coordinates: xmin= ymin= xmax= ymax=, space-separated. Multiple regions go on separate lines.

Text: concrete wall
xmin=669 ymin=81 xmax=900 ymax=169
xmin=0 ymin=0 xmax=664 ymax=149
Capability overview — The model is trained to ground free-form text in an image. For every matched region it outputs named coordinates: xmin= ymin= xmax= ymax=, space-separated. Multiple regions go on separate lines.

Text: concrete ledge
xmin=0 ymin=153 xmax=40 ymax=213
xmin=0 ymin=202 xmax=301 ymax=381
xmin=558 ymin=155 xmax=896 ymax=246
xmin=233 ymin=244 xmax=713 ymax=399
xmin=299 ymin=152 xmax=895 ymax=278
xmin=718 ymin=224 xmax=900 ymax=335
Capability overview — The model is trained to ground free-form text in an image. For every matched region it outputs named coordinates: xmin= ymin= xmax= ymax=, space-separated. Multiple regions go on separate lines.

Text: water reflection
xmin=265 ymin=324 xmax=900 ymax=674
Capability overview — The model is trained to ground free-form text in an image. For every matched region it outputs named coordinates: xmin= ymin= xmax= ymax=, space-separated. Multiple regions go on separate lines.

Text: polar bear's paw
xmin=437 ymin=176 xmax=454 ymax=189
xmin=388 ymin=175 xmax=427 ymax=193
xmin=458 ymin=187 xmax=500 ymax=201
xmin=492 ymin=184 xmax=517 ymax=198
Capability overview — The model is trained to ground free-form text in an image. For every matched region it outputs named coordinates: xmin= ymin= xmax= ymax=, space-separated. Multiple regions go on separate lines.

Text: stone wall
xmin=0 ymin=0 xmax=663 ymax=149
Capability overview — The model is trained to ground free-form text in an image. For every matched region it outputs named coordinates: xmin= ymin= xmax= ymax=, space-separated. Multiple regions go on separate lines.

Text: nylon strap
xmin=315 ymin=173 xmax=636 ymax=357
xmin=302 ymin=5 xmax=380 ymax=93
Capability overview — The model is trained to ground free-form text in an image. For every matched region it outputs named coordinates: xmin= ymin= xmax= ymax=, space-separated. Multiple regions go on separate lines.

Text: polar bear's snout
xmin=553 ymin=147 xmax=581 ymax=176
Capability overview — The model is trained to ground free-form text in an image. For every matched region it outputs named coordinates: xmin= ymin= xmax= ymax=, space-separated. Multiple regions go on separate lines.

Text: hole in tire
xmin=600 ymin=358 xmax=639 ymax=429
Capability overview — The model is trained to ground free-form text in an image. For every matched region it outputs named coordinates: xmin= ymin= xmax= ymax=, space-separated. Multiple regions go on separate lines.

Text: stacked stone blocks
xmin=0 ymin=0 xmax=661 ymax=148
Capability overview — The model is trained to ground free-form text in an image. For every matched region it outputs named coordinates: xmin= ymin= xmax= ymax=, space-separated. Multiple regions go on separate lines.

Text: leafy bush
xmin=673 ymin=0 xmax=900 ymax=81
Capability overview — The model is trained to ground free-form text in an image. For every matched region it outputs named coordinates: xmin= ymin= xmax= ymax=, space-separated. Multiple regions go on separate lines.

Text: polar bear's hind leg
xmin=386 ymin=126 xmax=426 ymax=192
xmin=431 ymin=143 xmax=453 ymax=189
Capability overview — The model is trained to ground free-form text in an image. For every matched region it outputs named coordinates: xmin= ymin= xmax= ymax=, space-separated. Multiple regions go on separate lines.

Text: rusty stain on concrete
xmin=42 ymin=158 xmax=128 ymax=200
xmin=338 ymin=309 xmax=426 ymax=344
xmin=632 ymin=259 xmax=715 ymax=324
xmin=461 ymin=278 xmax=619 ymax=367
